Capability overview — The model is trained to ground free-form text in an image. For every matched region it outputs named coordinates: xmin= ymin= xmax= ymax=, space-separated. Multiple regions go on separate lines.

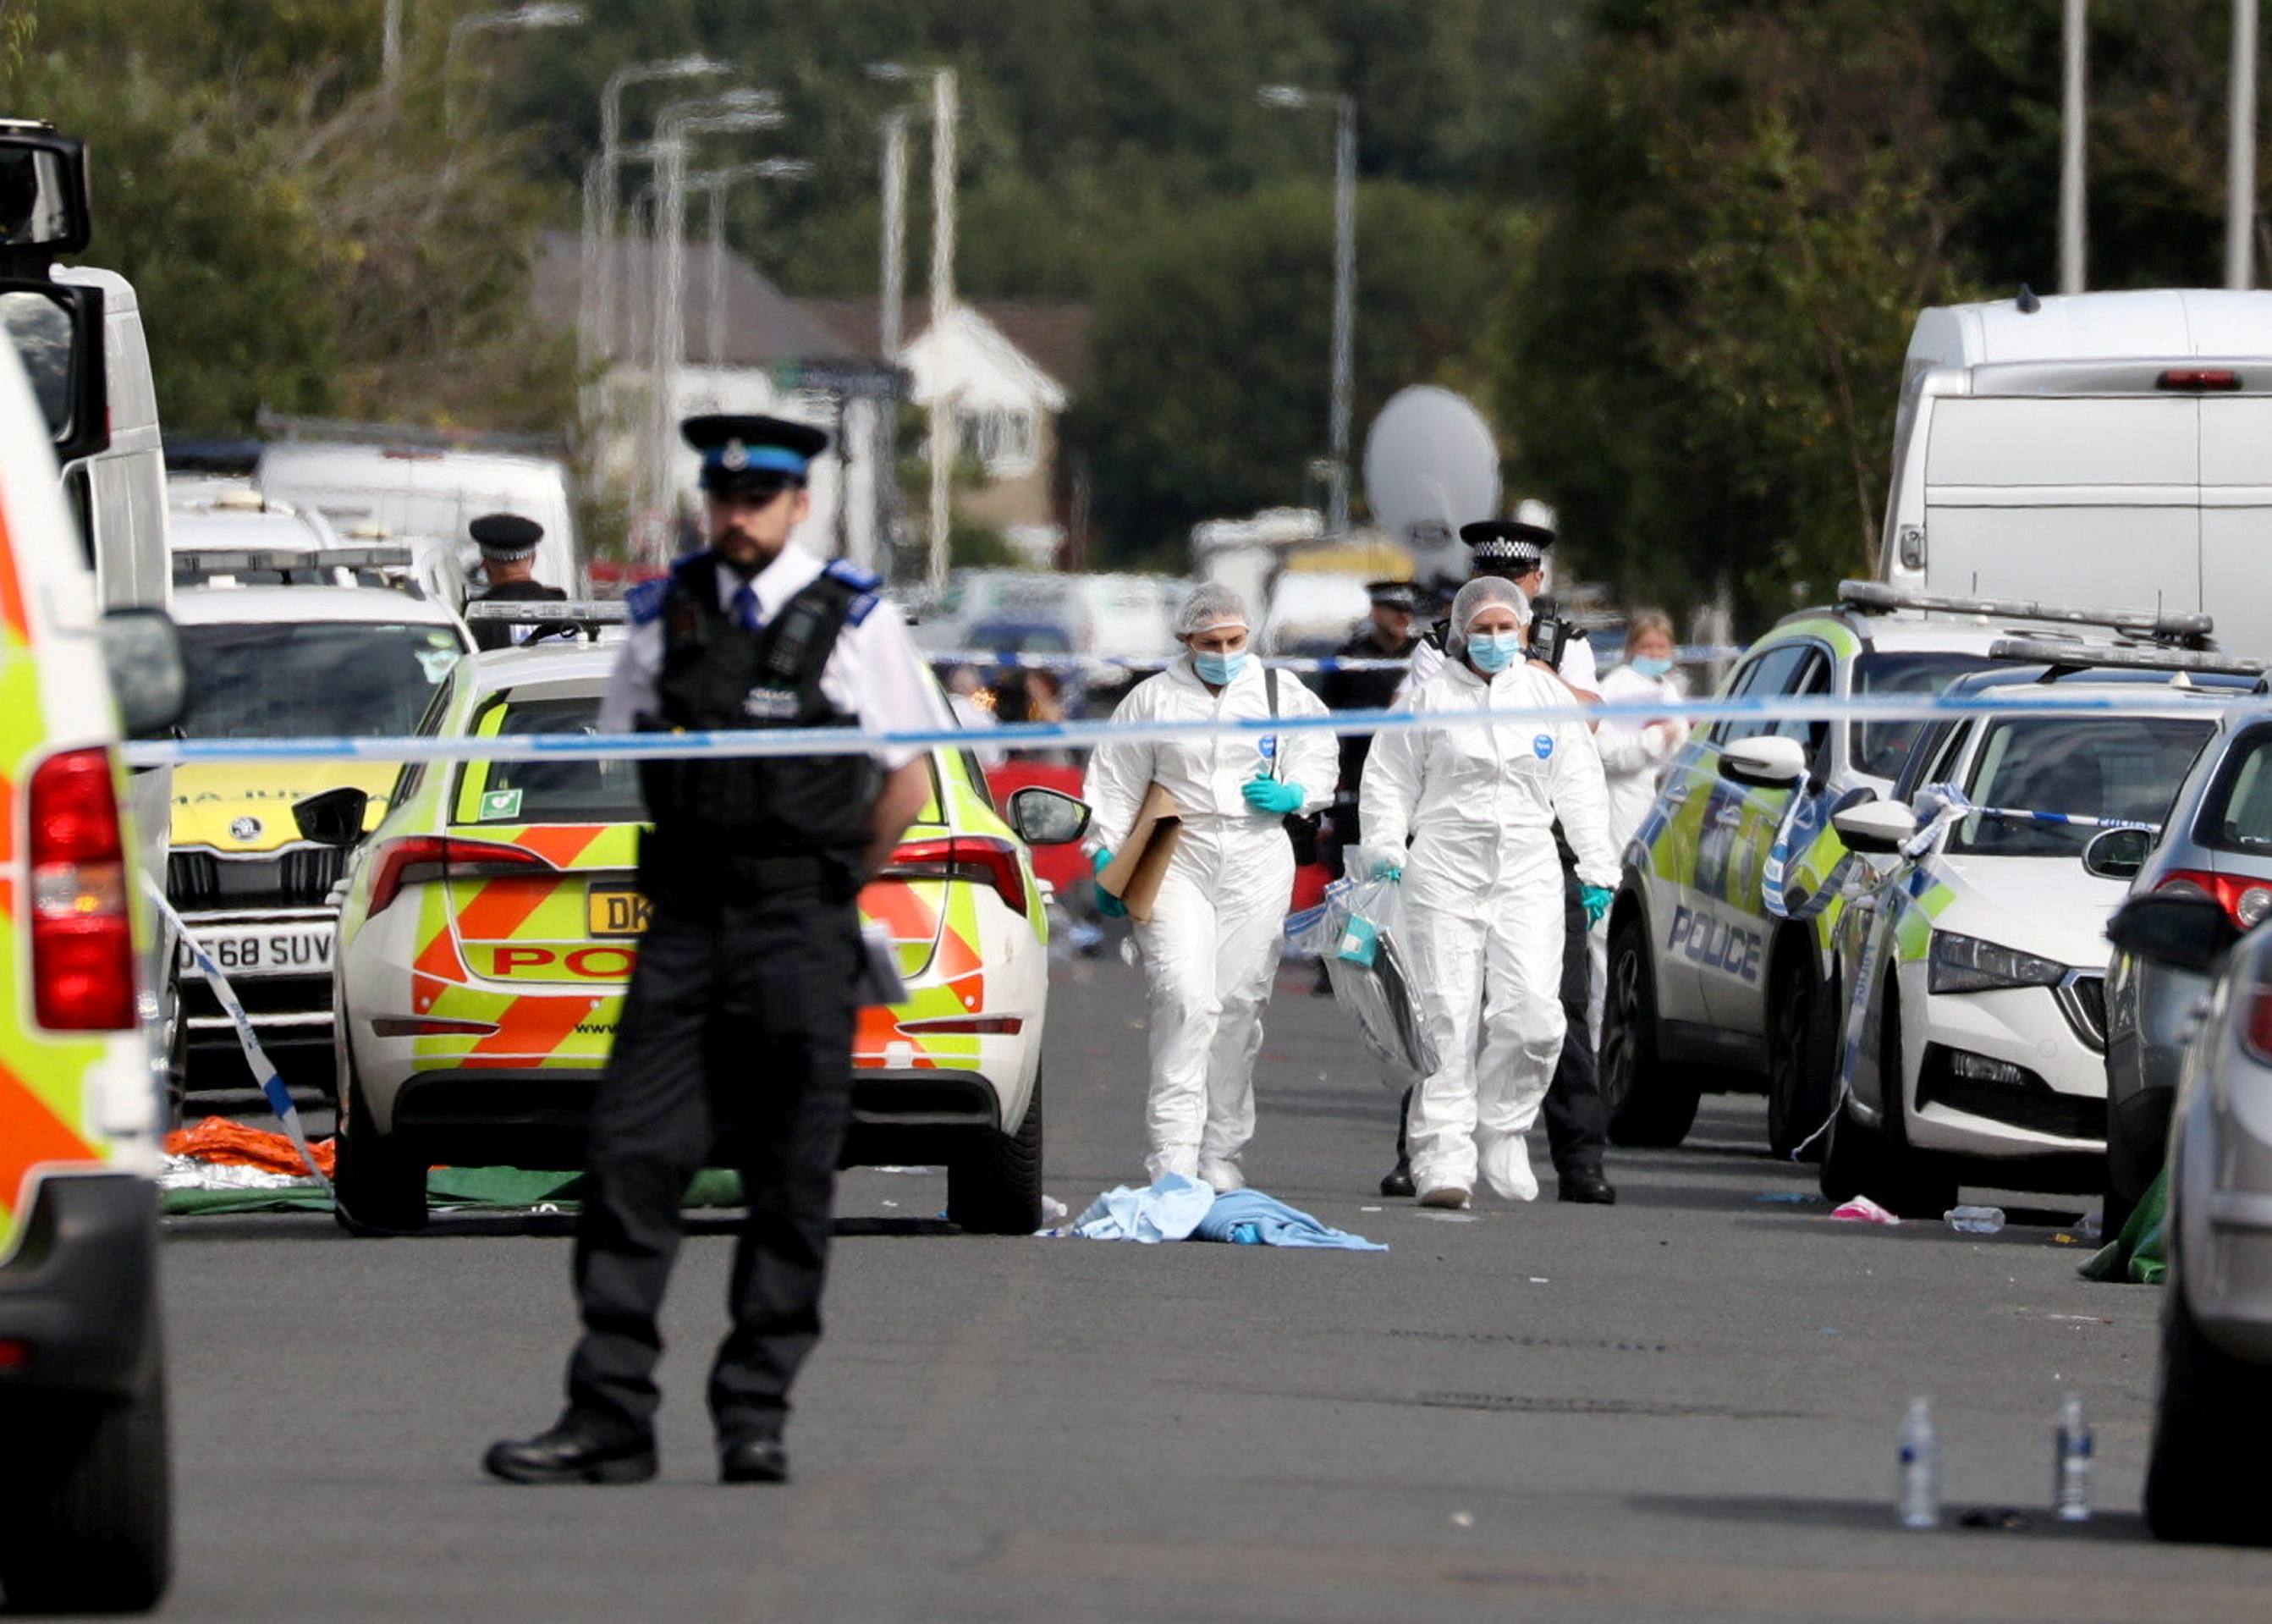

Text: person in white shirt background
xmin=1587 ymin=607 xmax=1689 ymax=1047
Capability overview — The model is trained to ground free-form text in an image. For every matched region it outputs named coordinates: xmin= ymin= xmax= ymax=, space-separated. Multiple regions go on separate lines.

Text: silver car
xmin=2099 ymin=703 xmax=2272 ymax=1235
xmin=2104 ymin=891 xmax=2272 ymax=1544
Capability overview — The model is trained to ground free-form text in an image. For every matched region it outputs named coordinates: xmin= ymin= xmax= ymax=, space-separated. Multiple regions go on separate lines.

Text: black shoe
xmin=1557 ymin=1170 xmax=1617 ymax=1205
xmin=484 ymin=1424 xmax=657 ymax=1485
xmin=719 ymin=1435 xmax=789 ymax=1484
xmin=1378 ymin=1157 xmax=1415 ymax=1199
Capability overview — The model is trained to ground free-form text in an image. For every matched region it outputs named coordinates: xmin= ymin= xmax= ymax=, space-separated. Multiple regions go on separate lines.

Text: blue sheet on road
xmin=1059 ymin=1173 xmax=1385 ymax=1250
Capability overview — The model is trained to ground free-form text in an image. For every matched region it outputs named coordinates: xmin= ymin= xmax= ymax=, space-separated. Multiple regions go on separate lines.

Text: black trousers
xmin=1395 ymin=861 xmax=1606 ymax=1181
xmin=563 ymin=877 xmax=863 ymax=1447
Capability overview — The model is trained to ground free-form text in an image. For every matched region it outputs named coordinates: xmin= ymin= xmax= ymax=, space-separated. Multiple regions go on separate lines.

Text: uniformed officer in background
xmin=1378 ymin=520 xmax=1616 ymax=1205
xmin=465 ymin=512 xmax=567 ymax=651
xmin=1318 ymin=580 xmax=1422 ymax=873
xmin=486 ymin=414 xmax=948 ymax=1488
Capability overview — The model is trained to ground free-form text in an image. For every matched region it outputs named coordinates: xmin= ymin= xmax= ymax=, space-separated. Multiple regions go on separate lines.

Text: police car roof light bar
xmin=1984 ymin=637 xmax=2272 ymax=680
xmin=460 ymin=600 xmax=629 ymax=625
xmin=173 ymin=545 xmax=416 ymax=574
xmin=1836 ymin=580 xmax=2214 ymax=646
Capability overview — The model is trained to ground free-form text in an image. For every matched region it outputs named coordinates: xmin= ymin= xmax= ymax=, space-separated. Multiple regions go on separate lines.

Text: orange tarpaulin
xmin=165 ymin=1115 xmax=335 ymax=1179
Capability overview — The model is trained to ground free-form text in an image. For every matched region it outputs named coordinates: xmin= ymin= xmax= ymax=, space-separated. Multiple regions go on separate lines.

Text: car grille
xmin=2055 ymin=975 xmax=2109 ymax=1052
xmin=1917 ymin=1044 xmax=2106 ymax=1143
xmin=169 ymin=845 xmax=345 ymax=911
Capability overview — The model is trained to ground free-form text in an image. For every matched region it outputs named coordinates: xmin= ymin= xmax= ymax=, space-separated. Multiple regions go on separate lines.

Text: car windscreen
xmin=1849 ymin=651 xmax=2010 ymax=781
xmin=179 ymin=620 xmax=465 ymax=739
xmin=461 ymin=694 xmax=645 ymax=825
xmin=1948 ymin=713 xmax=2215 ymax=857
xmin=2192 ymin=724 xmax=2272 ymax=859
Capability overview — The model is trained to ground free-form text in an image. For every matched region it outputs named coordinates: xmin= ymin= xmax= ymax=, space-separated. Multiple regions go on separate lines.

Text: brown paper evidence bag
xmin=1095 ymin=784 xmax=1183 ymax=923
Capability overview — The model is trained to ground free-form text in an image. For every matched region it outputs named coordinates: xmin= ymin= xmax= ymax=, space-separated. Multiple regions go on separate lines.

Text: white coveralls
xmin=1361 ymin=661 xmax=1617 ymax=1199
xmin=1586 ymin=661 xmax=1688 ymax=1047
xmin=1083 ymin=658 xmax=1337 ymax=1185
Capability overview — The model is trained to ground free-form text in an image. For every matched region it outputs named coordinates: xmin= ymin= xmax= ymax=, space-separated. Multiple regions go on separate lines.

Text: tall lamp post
xmin=444 ymin=3 xmax=585 ymax=138
xmin=690 ymin=159 xmax=814 ymax=386
xmin=585 ymin=53 xmax=723 ymax=373
xmin=2231 ymin=0 xmax=2260 ymax=289
xmin=869 ymin=63 xmax=959 ymax=594
xmin=2060 ymin=0 xmax=2088 ymax=294
xmin=1259 ymin=85 xmax=1356 ymax=537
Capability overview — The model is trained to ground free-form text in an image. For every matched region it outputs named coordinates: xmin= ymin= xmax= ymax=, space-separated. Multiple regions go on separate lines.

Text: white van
xmin=256 ymin=434 xmax=582 ymax=607
xmin=1880 ymin=288 xmax=2272 ymax=655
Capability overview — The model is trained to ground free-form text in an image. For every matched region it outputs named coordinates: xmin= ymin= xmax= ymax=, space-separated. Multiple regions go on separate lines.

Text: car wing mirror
xmin=2104 ymin=892 xmax=2241 ymax=972
xmin=2081 ymin=825 xmax=2154 ymax=882
xmin=97 ymin=608 xmax=186 ymax=740
xmin=1719 ymin=735 xmax=1808 ymax=788
xmin=294 ymin=785 xmax=371 ymax=848
xmin=1005 ymin=785 xmax=1092 ymax=846
xmin=1831 ymin=800 xmax=1918 ymax=855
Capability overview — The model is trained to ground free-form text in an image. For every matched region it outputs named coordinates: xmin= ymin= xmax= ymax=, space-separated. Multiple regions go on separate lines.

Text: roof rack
xmin=173 ymin=545 xmax=414 ymax=575
xmin=1984 ymin=637 xmax=2272 ymax=680
xmin=1836 ymin=580 xmax=2214 ymax=647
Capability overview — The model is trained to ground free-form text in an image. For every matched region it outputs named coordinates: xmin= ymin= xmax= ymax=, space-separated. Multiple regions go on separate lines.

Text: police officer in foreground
xmin=465 ymin=513 xmax=567 ymax=651
xmin=485 ymin=415 xmax=948 ymax=1487
xmin=1379 ymin=519 xmax=1617 ymax=1205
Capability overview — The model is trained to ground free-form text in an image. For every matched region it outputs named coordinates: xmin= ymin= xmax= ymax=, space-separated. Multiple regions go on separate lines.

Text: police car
xmin=1602 ymin=581 xmax=2215 ymax=1159
xmin=168 ymin=559 xmax=473 ymax=1095
xmin=304 ymin=637 xmax=1085 ymax=1236
xmin=1818 ymin=649 xmax=2253 ymax=1214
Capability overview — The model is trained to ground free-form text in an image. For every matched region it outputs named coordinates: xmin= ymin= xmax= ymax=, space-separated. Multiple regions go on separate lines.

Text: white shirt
xmin=600 ymin=542 xmax=949 ymax=770
xmin=1594 ymin=663 xmax=1689 ymax=851
xmin=1083 ymin=656 xmax=1337 ymax=855
xmin=1361 ymin=659 xmax=1618 ymax=892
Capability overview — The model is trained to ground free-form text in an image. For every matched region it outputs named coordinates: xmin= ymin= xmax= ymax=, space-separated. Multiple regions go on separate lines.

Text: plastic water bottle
xmin=1898 ymin=1396 xmax=1939 ymax=1529
xmin=1945 ymin=1204 xmax=2005 ymax=1235
xmin=2054 ymin=1391 xmax=2093 ymax=1522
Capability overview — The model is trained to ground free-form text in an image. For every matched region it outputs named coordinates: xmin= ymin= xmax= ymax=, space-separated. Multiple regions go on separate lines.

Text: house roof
xmin=799 ymin=298 xmax=1093 ymax=395
xmin=531 ymin=230 xmax=866 ymax=368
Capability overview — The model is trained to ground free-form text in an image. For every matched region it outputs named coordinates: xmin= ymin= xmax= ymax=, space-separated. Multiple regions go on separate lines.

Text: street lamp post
xmin=2060 ymin=0 xmax=2087 ymax=294
xmin=869 ymin=63 xmax=959 ymax=594
xmin=1259 ymin=85 xmax=1357 ymax=537
xmin=586 ymin=54 xmax=723 ymax=373
xmin=2231 ymin=0 xmax=2260 ymax=289
xmin=690 ymin=159 xmax=813 ymax=383
xmin=445 ymin=3 xmax=585 ymax=138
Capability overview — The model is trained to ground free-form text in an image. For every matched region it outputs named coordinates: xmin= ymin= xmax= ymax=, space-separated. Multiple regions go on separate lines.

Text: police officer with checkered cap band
xmin=486 ymin=414 xmax=949 ymax=1489
xmin=465 ymin=513 xmax=568 ymax=651
xmin=1318 ymin=580 xmax=1423 ymax=873
xmin=1379 ymin=516 xmax=1616 ymax=1208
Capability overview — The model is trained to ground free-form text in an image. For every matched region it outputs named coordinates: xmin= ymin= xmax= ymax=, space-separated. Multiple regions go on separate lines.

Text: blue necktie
xmin=732 ymin=581 xmax=762 ymax=631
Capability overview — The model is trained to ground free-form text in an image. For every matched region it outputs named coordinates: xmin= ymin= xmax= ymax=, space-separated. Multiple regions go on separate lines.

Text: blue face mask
xmin=1193 ymin=649 xmax=1247 ymax=685
xmin=1466 ymin=631 xmax=1524 ymax=674
xmin=1630 ymin=654 xmax=1674 ymax=680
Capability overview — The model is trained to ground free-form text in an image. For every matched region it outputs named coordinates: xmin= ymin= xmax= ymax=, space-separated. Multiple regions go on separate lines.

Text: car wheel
xmin=1767 ymin=950 xmax=1835 ymax=1163
xmin=332 ymin=1054 xmax=427 ymax=1236
xmin=947 ymin=1074 xmax=1043 ymax=1236
xmin=2146 ymin=1249 xmax=2272 ymax=1544
xmin=1599 ymin=911 xmax=1702 ymax=1148
xmin=0 ymin=1327 xmax=171 ymax=1613
xmin=1862 ymin=985 xmax=1958 ymax=1219
xmin=1817 ymin=1093 xmax=1889 ymax=1205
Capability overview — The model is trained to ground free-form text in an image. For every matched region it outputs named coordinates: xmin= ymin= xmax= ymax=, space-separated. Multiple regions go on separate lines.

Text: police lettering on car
xmin=487 ymin=413 xmax=949 ymax=1489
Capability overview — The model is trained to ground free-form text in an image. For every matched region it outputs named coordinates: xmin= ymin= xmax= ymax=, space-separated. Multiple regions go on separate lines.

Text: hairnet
xmin=1174 ymin=581 xmax=1251 ymax=639
xmin=1446 ymin=575 xmax=1532 ymax=655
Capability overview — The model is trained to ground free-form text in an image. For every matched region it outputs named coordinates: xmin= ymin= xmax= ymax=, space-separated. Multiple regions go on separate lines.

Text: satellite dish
xmin=1362 ymin=386 xmax=1500 ymax=578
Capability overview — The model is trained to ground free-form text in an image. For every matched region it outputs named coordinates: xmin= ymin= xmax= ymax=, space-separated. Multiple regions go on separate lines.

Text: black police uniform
xmin=1318 ymin=601 xmax=1418 ymax=867
xmin=465 ymin=513 xmax=567 ymax=652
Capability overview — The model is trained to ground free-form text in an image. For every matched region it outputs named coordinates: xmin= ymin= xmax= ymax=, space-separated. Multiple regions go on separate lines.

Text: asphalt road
xmin=132 ymin=946 xmax=2272 ymax=1623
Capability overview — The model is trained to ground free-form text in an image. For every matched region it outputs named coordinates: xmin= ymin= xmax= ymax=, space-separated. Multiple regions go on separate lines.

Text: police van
xmin=0 ymin=310 xmax=185 ymax=1610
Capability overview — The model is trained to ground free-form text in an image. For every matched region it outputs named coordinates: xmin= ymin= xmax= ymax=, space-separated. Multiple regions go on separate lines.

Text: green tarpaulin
xmin=163 ymin=1167 xmax=747 ymax=1217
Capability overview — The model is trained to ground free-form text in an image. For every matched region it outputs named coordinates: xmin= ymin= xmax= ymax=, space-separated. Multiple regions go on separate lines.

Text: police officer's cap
xmin=683 ymin=414 xmax=830 ymax=495
xmin=1459 ymin=519 xmax=1554 ymax=577
xmin=470 ymin=512 xmax=543 ymax=561
xmin=1365 ymin=580 xmax=1421 ymax=613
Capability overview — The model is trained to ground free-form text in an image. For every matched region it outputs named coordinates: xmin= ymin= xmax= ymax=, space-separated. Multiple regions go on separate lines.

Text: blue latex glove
xmin=1581 ymin=884 xmax=1613 ymax=928
xmin=1091 ymin=848 xmax=1126 ymax=918
xmin=1242 ymin=776 xmax=1306 ymax=816
xmin=1371 ymin=860 xmax=1402 ymax=884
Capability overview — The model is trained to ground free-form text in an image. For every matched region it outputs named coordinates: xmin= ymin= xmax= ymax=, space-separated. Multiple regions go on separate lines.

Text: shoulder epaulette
xmin=625 ymin=579 xmax=667 ymax=626
xmin=823 ymin=559 xmax=883 ymax=625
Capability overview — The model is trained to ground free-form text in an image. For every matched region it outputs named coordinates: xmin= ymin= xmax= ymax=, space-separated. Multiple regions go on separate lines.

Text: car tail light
xmin=2246 ymin=982 xmax=2272 ymax=1065
xmin=367 ymin=835 xmax=555 ymax=916
xmin=2156 ymin=869 xmax=2272 ymax=931
xmin=878 ymin=835 xmax=1028 ymax=917
xmin=28 ymin=748 xmax=135 ymax=1031
xmin=2158 ymin=368 xmax=2242 ymax=391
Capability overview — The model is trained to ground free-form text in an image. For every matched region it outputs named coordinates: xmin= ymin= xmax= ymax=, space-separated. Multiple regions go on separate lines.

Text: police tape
xmin=144 ymin=884 xmax=333 ymax=1196
xmin=921 ymin=645 xmax=1744 ymax=675
xmin=116 ymin=683 xmax=2253 ymax=768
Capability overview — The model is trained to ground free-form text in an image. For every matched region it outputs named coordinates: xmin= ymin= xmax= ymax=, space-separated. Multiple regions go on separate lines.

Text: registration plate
xmin=179 ymin=924 xmax=334 ymax=977
xmin=586 ymin=885 xmax=652 ymax=938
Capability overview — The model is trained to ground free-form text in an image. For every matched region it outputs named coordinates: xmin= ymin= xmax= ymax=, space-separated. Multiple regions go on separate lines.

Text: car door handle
xmin=1661 ymin=784 xmax=1691 ymax=806
xmin=1709 ymin=804 xmax=1742 ymax=827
